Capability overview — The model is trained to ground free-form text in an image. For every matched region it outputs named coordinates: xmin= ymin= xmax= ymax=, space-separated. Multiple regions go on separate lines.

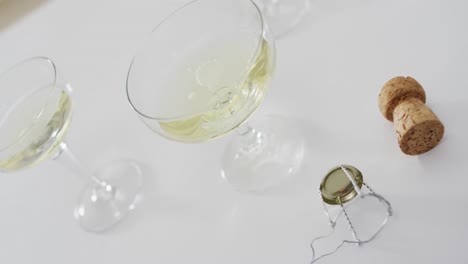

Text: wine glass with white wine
xmin=126 ymin=0 xmax=305 ymax=192
xmin=0 ymin=57 xmax=143 ymax=232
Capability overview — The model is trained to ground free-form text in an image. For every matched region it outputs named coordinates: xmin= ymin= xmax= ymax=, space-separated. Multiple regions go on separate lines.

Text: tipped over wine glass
xmin=0 ymin=57 xmax=143 ymax=232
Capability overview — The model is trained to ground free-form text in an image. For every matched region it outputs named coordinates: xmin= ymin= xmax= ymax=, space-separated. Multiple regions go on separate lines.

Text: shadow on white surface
xmin=0 ymin=0 xmax=48 ymax=31
xmin=288 ymin=0 xmax=372 ymax=36
xmin=311 ymin=0 xmax=372 ymax=19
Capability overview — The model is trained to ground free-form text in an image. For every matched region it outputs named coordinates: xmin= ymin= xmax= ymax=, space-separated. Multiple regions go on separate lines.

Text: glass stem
xmin=236 ymin=122 xmax=267 ymax=152
xmin=237 ymin=122 xmax=255 ymax=136
xmin=52 ymin=141 xmax=102 ymax=186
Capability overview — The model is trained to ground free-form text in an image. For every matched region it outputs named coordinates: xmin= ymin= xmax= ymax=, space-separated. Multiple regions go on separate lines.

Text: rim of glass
xmin=0 ymin=56 xmax=59 ymax=152
xmin=126 ymin=0 xmax=265 ymax=121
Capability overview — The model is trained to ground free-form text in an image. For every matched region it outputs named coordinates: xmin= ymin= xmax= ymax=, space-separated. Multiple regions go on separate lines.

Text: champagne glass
xmin=126 ymin=0 xmax=305 ymax=192
xmin=255 ymin=0 xmax=311 ymax=37
xmin=0 ymin=57 xmax=143 ymax=232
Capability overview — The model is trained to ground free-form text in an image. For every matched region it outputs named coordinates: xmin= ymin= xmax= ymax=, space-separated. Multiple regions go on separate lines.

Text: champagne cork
xmin=378 ymin=76 xmax=444 ymax=155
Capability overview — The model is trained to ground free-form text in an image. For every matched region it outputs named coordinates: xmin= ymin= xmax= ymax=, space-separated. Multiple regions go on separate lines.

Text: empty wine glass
xmin=126 ymin=0 xmax=305 ymax=192
xmin=255 ymin=0 xmax=311 ymax=37
xmin=0 ymin=57 xmax=143 ymax=232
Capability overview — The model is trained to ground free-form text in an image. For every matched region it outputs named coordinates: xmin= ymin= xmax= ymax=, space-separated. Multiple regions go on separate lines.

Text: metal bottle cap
xmin=311 ymin=165 xmax=393 ymax=264
xmin=320 ymin=165 xmax=363 ymax=205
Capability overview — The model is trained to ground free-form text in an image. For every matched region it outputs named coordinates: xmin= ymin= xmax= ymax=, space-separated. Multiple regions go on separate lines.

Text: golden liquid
xmin=0 ymin=91 xmax=72 ymax=171
xmin=158 ymin=39 xmax=273 ymax=142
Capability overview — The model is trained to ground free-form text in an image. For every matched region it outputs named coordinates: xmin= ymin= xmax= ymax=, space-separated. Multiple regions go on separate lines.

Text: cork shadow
xmin=0 ymin=0 xmax=48 ymax=31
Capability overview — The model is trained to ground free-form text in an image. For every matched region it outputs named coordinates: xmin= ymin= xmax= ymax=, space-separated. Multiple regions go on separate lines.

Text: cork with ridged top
xmin=378 ymin=76 xmax=444 ymax=155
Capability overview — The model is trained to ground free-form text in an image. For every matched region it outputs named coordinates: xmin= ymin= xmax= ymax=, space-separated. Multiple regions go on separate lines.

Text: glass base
xmin=256 ymin=0 xmax=311 ymax=37
xmin=74 ymin=160 xmax=143 ymax=232
xmin=221 ymin=116 xmax=305 ymax=193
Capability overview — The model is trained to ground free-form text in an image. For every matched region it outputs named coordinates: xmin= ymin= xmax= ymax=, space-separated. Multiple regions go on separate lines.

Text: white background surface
xmin=1 ymin=0 xmax=468 ymax=263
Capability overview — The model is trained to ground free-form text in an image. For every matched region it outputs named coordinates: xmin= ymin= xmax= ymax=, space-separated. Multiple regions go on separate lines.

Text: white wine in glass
xmin=157 ymin=39 xmax=273 ymax=142
xmin=0 ymin=87 xmax=71 ymax=170
xmin=127 ymin=0 xmax=305 ymax=192
xmin=0 ymin=57 xmax=143 ymax=232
